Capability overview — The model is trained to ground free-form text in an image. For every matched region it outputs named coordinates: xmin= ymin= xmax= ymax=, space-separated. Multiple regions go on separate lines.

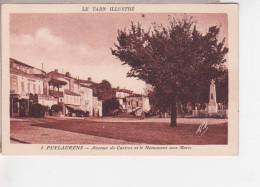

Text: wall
xmin=98 ymin=101 xmax=102 ymax=117
xmin=64 ymin=94 xmax=81 ymax=105
xmin=83 ymin=87 xmax=93 ymax=116
xmin=142 ymin=97 xmax=151 ymax=112
xmin=126 ymin=96 xmax=150 ymax=112
xmin=93 ymin=96 xmax=102 ymax=117
xmin=116 ymin=91 xmax=129 ymax=98
xmin=10 ymin=73 xmax=44 ymax=95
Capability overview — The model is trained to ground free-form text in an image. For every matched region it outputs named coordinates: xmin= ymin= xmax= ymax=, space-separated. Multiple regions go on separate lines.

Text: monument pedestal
xmin=208 ymin=103 xmax=218 ymax=114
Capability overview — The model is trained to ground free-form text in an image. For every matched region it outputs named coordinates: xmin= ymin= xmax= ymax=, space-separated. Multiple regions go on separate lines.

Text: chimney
xmin=87 ymin=77 xmax=92 ymax=81
xmin=54 ymin=69 xmax=58 ymax=73
xmin=65 ymin=72 xmax=71 ymax=77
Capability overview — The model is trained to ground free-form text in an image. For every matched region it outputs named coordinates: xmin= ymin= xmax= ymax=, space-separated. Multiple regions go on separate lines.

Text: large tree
xmin=111 ymin=17 xmax=228 ymax=127
xmin=94 ymin=80 xmax=113 ymax=101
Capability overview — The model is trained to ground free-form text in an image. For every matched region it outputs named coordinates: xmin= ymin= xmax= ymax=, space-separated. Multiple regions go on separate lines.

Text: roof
xmin=76 ymin=79 xmax=98 ymax=88
xmin=112 ymin=87 xmax=133 ymax=94
xmin=10 ymin=68 xmax=44 ymax=80
xmin=31 ymin=74 xmax=49 ymax=80
xmin=78 ymin=83 xmax=92 ymax=88
xmin=64 ymin=89 xmax=81 ymax=96
xmin=10 ymin=58 xmax=46 ymax=74
xmin=48 ymin=71 xmax=98 ymax=88
xmin=47 ymin=71 xmax=69 ymax=79
xmin=126 ymin=93 xmax=146 ymax=98
xmin=48 ymin=78 xmax=67 ymax=86
xmin=10 ymin=58 xmax=34 ymax=69
xmin=77 ymin=79 xmax=95 ymax=84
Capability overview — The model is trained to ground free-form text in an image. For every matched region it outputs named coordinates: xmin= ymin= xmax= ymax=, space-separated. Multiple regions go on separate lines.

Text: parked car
xmin=75 ymin=110 xmax=89 ymax=117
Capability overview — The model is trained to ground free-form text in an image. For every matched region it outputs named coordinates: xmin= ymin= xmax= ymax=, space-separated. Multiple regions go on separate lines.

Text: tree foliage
xmin=95 ymin=80 xmax=113 ymax=101
xmin=111 ymin=16 xmax=228 ymax=126
xmin=102 ymin=98 xmax=120 ymax=116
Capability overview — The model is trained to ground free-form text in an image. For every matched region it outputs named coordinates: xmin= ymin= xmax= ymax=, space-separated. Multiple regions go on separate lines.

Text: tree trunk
xmin=170 ymin=96 xmax=177 ymax=127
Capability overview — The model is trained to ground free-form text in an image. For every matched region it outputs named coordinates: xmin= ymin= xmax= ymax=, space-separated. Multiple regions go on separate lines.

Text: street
xmin=10 ymin=117 xmax=228 ymax=145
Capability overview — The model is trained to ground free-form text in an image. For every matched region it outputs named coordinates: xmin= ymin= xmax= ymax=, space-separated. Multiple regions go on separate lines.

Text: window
xmin=38 ymin=85 xmax=41 ymax=95
xmin=33 ymin=84 xmax=36 ymax=94
xmin=27 ymin=83 xmax=30 ymax=93
xmin=10 ymin=76 xmax=18 ymax=93
xmin=21 ymin=82 xmax=25 ymax=92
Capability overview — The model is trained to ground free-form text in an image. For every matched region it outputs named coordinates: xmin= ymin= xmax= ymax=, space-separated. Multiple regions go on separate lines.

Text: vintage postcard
xmin=1 ymin=4 xmax=239 ymax=155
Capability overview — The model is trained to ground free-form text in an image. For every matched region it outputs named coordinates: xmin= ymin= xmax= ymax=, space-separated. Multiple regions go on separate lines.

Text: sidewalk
xmin=11 ymin=122 xmax=134 ymax=144
xmin=87 ymin=117 xmax=228 ymax=125
xmin=11 ymin=116 xmax=227 ymax=125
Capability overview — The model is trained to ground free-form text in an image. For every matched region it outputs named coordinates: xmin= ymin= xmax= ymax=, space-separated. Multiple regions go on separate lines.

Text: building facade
xmin=125 ymin=94 xmax=151 ymax=113
xmin=47 ymin=70 xmax=102 ymax=117
xmin=10 ymin=58 xmax=153 ymax=118
xmin=111 ymin=87 xmax=151 ymax=116
xmin=10 ymin=58 xmax=57 ymax=117
xmin=112 ymin=87 xmax=133 ymax=110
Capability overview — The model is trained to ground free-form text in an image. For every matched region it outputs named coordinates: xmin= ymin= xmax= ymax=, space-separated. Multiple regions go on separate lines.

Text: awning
xmin=66 ymin=104 xmax=87 ymax=112
xmin=20 ymin=95 xmax=29 ymax=99
xmin=10 ymin=93 xmax=19 ymax=97
xmin=10 ymin=93 xmax=29 ymax=99
xmin=49 ymin=78 xmax=67 ymax=87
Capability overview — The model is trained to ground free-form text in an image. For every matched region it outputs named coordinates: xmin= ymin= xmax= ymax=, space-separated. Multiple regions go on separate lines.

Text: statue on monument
xmin=208 ymin=79 xmax=218 ymax=114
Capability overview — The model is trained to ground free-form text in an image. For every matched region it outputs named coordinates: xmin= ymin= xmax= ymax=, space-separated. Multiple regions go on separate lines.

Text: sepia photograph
xmin=1 ymin=4 xmax=239 ymax=155
xmin=6 ymin=1 xmax=260 ymax=187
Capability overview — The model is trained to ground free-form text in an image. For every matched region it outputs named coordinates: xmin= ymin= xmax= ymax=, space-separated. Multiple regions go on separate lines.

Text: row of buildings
xmin=10 ymin=58 xmax=150 ymax=118
xmin=111 ymin=87 xmax=150 ymax=114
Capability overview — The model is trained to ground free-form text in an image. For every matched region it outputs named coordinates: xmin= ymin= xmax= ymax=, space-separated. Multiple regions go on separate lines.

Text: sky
xmin=10 ymin=13 xmax=227 ymax=94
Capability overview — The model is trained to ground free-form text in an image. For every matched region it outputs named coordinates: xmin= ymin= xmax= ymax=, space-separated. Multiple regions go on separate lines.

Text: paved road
xmin=10 ymin=117 xmax=227 ymax=144
xmin=11 ymin=116 xmax=228 ymax=125
xmin=86 ymin=117 xmax=227 ymax=125
xmin=10 ymin=118 xmax=135 ymax=144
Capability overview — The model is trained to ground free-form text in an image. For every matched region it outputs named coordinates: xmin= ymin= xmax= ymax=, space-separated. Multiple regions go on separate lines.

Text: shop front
xmin=10 ymin=93 xmax=30 ymax=117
